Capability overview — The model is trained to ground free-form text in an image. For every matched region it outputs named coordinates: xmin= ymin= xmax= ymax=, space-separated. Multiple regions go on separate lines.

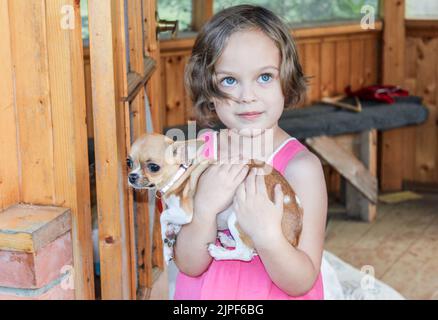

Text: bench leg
xmin=345 ymin=130 xmax=378 ymax=222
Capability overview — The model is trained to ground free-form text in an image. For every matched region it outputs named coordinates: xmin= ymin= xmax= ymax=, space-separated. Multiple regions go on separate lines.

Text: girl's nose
xmin=239 ymin=83 xmax=257 ymax=104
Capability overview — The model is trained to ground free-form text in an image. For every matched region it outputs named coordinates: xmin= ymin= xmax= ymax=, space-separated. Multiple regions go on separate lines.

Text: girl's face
xmin=213 ymin=29 xmax=284 ymax=136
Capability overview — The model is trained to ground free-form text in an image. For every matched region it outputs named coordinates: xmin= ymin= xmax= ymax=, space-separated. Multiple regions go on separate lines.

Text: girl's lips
xmin=237 ymin=111 xmax=264 ymax=120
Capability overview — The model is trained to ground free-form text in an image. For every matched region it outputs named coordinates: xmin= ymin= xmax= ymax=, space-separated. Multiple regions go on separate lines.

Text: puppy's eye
xmin=126 ymin=158 xmax=133 ymax=169
xmin=147 ymin=163 xmax=160 ymax=173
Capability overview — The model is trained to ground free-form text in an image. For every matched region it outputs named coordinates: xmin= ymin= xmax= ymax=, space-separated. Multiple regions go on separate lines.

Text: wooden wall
xmin=0 ymin=0 xmax=94 ymax=299
xmin=159 ymin=22 xmax=381 ymax=127
xmin=402 ymin=20 xmax=438 ymax=186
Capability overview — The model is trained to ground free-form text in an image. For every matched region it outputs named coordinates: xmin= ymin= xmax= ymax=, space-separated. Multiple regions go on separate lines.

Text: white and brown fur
xmin=128 ymin=133 xmax=303 ymax=263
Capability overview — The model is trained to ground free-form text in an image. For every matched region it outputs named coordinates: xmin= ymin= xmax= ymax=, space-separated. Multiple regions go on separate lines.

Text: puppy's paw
xmin=207 ymin=243 xmax=228 ymax=259
xmin=163 ymin=245 xmax=174 ymax=265
xmin=217 ymin=232 xmax=236 ymax=248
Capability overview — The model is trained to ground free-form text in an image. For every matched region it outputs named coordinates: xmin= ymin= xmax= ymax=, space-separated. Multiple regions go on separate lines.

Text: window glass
xmin=213 ymin=0 xmax=380 ymax=25
xmin=157 ymin=0 xmax=192 ymax=32
xmin=406 ymin=0 xmax=438 ymax=18
xmin=81 ymin=0 xmax=89 ymax=40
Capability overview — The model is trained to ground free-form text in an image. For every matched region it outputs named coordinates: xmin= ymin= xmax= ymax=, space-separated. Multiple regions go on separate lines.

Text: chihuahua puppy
xmin=127 ymin=132 xmax=303 ymax=264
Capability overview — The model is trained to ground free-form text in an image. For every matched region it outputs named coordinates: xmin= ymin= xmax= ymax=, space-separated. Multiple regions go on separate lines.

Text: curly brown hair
xmin=184 ymin=4 xmax=308 ymax=128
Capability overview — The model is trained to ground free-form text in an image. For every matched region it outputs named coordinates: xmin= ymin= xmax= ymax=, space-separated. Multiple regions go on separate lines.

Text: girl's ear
xmin=170 ymin=139 xmax=206 ymax=165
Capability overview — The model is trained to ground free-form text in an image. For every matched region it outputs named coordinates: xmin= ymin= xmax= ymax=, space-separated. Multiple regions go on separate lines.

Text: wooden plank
xmin=292 ymin=20 xmax=383 ymax=39
xmin=303 ymin=42 xmax=321 ymax=104
xmin=128 ymin=0 xmax=147 ymax=298
xmin=8 ymin=0 xmax=55 ymax=204
xmin=406 ymin=19 xmax=438 ymax=38
xmin=306 ymin=136 xmax=378 ymax=204
xmin=363 ymin=36 xmax=379 ymax=86
xmin=380 ymin=0 xmax=406 ymax=191
xmin=350 ymin=39 xmax=365 ymax=91
xmin=152 ymin=198 xmax=164 ymax=269
xmin=320 ymin=41 xmax=335 ymax=98
xmin=184 ymin=55 xmax=194 ymax=121
xmin=0 ymin=204 xmax=71 ymax=253
xmin=415 ymin=38 xmax=438 ymax=183
xmin=124 ymin=59 xmax=156 ymax=102
xmin=0 ymin=0 xmax=19 ymax=210
xmin=83 ymin=48 xmax=94 ymax=139
xmin=45 ymin=0 xmax=95 ymax=299
xmin=127 ymin=0 xmax=147 ymax=299
xmin=88 ymin=0 xmax=133 ymax=299
xmin=335 ymin=40 xmax=350 ymax=95
xmin=164 ymin=55 xmax=186 ymax=126
xmin=143 ymin=0 xmax=167 ymax=299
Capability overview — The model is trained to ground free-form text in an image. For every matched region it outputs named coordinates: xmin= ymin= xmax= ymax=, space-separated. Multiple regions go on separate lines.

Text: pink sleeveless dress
xmin=173 ymin=137 xmax=324 ymax=300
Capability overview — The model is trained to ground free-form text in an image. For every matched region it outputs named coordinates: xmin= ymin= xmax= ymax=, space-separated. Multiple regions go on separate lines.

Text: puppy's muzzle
xmin=128 ymin=173 xmax=139 ymax=184
xmin=128 ymin=173 xmax=155 ymax=189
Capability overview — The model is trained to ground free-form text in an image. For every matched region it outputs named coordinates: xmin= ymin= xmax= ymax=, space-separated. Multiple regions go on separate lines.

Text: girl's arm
xmin=258 ymin=150 xmax=327 ymax=296
xmin=173 ymin=204 xmax=216 ymax=277
xmin=173 ymin=163 xmax=249 ymax=277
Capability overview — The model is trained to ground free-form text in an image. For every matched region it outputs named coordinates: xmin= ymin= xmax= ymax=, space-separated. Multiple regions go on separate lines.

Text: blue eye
xmin=221 ymin=77 xmax=237 ymax=87
xmin=258 ymin=73 xmax=272 ymax=84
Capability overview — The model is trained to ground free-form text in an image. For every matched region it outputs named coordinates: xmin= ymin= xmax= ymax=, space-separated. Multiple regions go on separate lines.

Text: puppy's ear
xmin=171 ymin=139 xmax=205 ymax=165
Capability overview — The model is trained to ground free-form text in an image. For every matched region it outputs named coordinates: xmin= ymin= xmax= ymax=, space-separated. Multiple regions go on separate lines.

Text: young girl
xmin=172 ymin=4 xmax=327 ymax=300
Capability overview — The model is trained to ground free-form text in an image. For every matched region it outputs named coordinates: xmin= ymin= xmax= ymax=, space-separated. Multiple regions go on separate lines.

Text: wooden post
xmin=127 ymin=0 xmax=153 ymax=298
xmin=88 ymin=0 xmax=134 ymax=299
xmin=380 ymin=0 xmax=406 ymax=191
xmin=192 ymin=0 xmax=213 ymax=31
xmin=145 ymin=0 xmax=165 ymax=133
xmin=345 ymin=130 xmax=378 ymax=222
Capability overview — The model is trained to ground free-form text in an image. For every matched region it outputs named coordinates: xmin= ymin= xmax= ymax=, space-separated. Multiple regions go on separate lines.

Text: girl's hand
xmin=233 ymin=168 xmax=284 ymax=245
xmin=194 ymin=160 xmax=249 ymax=220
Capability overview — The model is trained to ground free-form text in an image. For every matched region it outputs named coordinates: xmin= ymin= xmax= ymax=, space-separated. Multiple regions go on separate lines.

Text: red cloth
xmin=345 ymin=85 xmax=409 ymax=104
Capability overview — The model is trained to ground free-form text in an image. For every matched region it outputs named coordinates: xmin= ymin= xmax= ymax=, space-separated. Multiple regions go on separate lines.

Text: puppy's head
xmin=127 ymin=133 xmax=206 ymax=190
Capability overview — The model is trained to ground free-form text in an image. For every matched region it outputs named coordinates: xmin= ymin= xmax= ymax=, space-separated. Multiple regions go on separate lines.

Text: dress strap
xmin=272 ymin=138 xmax=307 ymax=175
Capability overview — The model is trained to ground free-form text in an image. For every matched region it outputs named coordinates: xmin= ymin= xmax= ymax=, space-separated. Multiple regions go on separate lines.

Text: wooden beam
xmin=380 ymin=0 xmax=406 ymax=191
xmin=159 ymin=21 xmax=383 ymax=53
xmin=292 ymin=20 xmax=382 ymax=38
xmin=306 ymin=135 xmax=378 ymax=204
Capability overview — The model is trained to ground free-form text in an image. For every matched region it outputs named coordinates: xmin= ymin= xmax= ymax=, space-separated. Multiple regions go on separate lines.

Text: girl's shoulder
xmin=282 ymin=148 xmax=324 ymax=186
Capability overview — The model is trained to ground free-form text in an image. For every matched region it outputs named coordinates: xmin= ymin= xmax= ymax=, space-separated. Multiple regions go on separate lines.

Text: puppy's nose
xmin=128 ymin=173 xmax=139 ymax=184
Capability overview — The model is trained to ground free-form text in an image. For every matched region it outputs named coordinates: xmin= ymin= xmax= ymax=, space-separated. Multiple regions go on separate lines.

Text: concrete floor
xmin=325 ymin=192 xmax=438 ymax=300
